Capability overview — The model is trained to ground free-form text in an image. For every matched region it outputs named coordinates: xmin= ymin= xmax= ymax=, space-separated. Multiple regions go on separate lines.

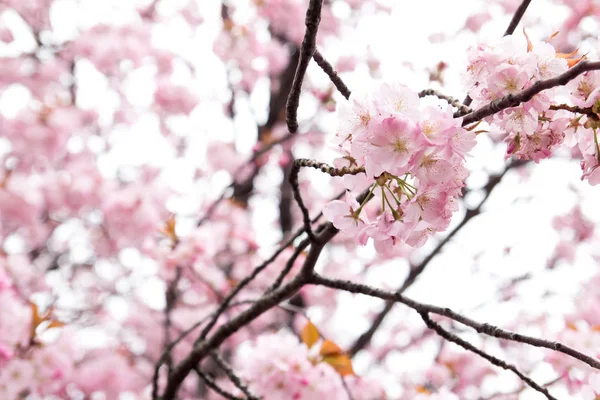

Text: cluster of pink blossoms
xmin=324 ymin=83 xmax=476 ymax=252
xmin=223 ymin=331 xmax=385 ymax=400
xmin=465 ymin=34 xmax=570 ymax=163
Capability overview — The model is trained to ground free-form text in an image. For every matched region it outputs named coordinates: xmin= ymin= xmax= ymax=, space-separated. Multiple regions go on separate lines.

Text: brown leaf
xmin=301 ymin=320 xmax=320 ymax=349
xmin=322 ymin=354 xmax=355 ymax=376
xmin=320 ymin=339 xmax=343 ymax=357
xmin=46 ymin=320 xmax=65 ymax=330
xmin=30 ymin=303 xmax=45 ymax=336
xmin=523 ymin=28 xmax=533 ymax=52
xmin=546 ymin=31 xmax=560 ymax=43
xmin=160 ymin=215 xmax=178 ymax=243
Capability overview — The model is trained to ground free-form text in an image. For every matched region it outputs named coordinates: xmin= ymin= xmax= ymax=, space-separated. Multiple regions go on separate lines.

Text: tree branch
xmin=313 ymin=49 xmax=351 ymax=99
xmin=211 ymin=351 xmax=259 ymax=400
xmin=289 ymin=158 xmax=366 ymax=243
xmin=195 ymin=367 xmax=244 ymax=400
xmin=286 ymin=0 xmax=324 ymax=133
xmin=503 ymin=0 xmax=533 ymax=37
xmin=311 ymin=274 xmax=600 ymax=372
xmin=461 ymin=60 xmax=600 ymax=125
xmin=419 ymin=312 xmax=557 ymax=400
xmin=418 ymin=89 xmax=472 ymax=115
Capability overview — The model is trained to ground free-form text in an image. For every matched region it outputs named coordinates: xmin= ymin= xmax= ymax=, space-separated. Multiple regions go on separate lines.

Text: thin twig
xmin=477 ymin=373 xmax=565 ymax=400
xmin=195 ymin=367 xmax=244 ymax=400
xmin=289 ymin=158 xmax=366 ymax=243
xmin=341 ymin=377 xmax=356 ymax=400
xmin=419 ymin=312 xmax=557 ymax=400
xmin=549 ymin=103 xmax=594 ymax=115
xmin=503 ymin=0 xmax=533 ymax=36
xmin=164 ymin=266 xmax=182 ymax=374
xmin=212 ymin=351 xmax=259 ymax=400
xmin=418 ymin=89 xmax=472 ymax=115
xmin=159 ymin=211 xmax=350 ymax=399
xmin=313 ymin=49 xmax=351 ymax=99
xmin=266 ymin=238 xmax=308 ymax=292
xmin=286 ymin=0 xmax=324 ymax=133
xmin=152 ymin=300 xmax=254 ymax=399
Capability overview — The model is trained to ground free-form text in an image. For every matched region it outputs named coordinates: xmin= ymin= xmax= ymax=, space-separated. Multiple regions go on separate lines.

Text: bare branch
xmin=211 ymin=351 xmax=259 ymax=400
xmin=313 ymin=49 xmax=351 ymax=99
xmin=310 ymin=274 xmax=600 ymax=372
xmin=286 ymin=0 xmax=324 ymax=133
xmin=503 ymin=0 xmax=533 ymax=36
xmin=289 ymin=158 xmax=366 ymax=242
xmin=418 ymin=89 xmax=472 ymax=115
xmin=195 ymin=367 xmax=244 ymax=400
xmin=419 ymin=312 xmax=557 ymax=400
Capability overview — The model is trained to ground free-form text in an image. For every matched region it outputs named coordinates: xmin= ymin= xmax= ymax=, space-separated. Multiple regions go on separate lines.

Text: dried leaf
xmin=522 ymin=29 xmax=533 ymax=52
xmin=464 ymin=121 xmax=483 ymax=131
xmin=416 ymin=385 xmax=431 ymax=394
xmin=322 ymin=354 xmax=355 ymax=376
xmin=546 ymin=31 xmax=560 ymax=43
xmin=161 ymin=215 xmax=178 ymax=243
xmin=320 ymin=339 xmax=343 ymax=357
xmin=46 ymin=320 xmax=65 ymax=330
xmin=30 ymin=303 xmax=44 ymax=336
xmin=301 ymin=320 xmax=320 ymax=349
xmin=556 ymin=49 xmax=586 ymax=68
xmin=566 ymin=321 xmax=578 ymax=331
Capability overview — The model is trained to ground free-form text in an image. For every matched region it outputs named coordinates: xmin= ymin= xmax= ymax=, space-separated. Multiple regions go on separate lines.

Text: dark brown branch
xmin=160 ymin=209 xmax=348 ymax=399
xmin=503 ymin=0 xmax=533 ymax=36
xmin=152 ymin=300 xmax=255 ymax=399
xmin=266 ymin=238 xmax=308 ymax=292
xmin=193 ymin=231 xmax=311 ymax=344
xmin=189 ymin=187 xmax=353 ymax=357
xmin=160 ymin=249 xmax=319 ymax=398
xmin=313 ymin=49 xmax=351 ymax=99
xmin=419 ymin=312 xmax=557 ymax=400
xmin=211 ymin=351 xmax=259 ymax=400
xmin=158 ymin=183 xmax=382 ymax=399
xmin=286 ymin=0 xmax=324 ymax=133
xmin=289 ymin=158 xmax=366 ymax=243
xmin=478 ymin=373 xmax=564 ymax=400
xmin=418 ymin=89 xmax=472 ymax=115
xmin=195 ymin=367 xmax=243 ymax=400
xmin=279 ymin=151 xmax=295 ymax=236
xmin=164 ymin=266 xmax=182 ymax=374
xmin=310 ymin=274 xmax=600 ymax=372
xmin=461 ymin=60 xmax=600 ymax=125
xmin=549 ymin=103 xmax=595 ymax=115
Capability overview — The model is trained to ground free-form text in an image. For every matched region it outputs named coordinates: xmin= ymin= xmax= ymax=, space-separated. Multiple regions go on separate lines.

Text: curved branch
xmin=286 ymin=0 xmax=324 ymax=133
xmin=461 ymin=60 xmax=600 ymax=125
xmin=311 ymin=274 xmax=600 ymax=372
xmin=420 ymin=312 xmax=557 ymax=400
xmin=313 ymin=49 xmax=351 ymax=99
xmin=503 ymin=0 xmax=533 ymax=37
xmin=418 ymin=89 xmax=472 ymax=115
